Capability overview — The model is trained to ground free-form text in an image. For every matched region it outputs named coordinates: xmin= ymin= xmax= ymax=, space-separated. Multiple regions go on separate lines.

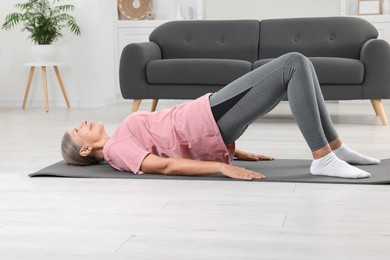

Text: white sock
xmin=310 ymin=152 xmax=371 ymax=179
xmin=333 ymin=144 xmax=380 ymax=165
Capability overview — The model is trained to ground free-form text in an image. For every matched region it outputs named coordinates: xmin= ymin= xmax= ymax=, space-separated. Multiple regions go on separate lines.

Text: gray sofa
xmin=119 ymin=17 xmax=390 ymax=125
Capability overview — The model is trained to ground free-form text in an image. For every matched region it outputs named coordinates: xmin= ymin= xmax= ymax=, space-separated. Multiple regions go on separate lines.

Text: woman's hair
xmin=61 ymin=131 xmax=103 ymax=166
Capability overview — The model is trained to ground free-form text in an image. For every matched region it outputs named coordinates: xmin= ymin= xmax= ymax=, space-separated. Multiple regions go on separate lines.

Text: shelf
xmin=113 ymin=0 xmax=203 ymax=23
xmin=115 ymin=20 xmax=171 ymax=28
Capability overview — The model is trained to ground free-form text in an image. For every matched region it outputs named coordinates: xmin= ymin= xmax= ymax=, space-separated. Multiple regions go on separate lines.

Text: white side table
xmin=22 ymin=62 xmax=70 ymax=112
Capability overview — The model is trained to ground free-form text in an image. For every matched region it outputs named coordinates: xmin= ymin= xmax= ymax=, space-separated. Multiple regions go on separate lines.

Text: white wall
xmin=0 ymin=0 xmax=117 ymax=108
xmin=205 ymin=0 xmax=340 ymax=20
xmin=0 ymin=0 xmax=340 ymax=108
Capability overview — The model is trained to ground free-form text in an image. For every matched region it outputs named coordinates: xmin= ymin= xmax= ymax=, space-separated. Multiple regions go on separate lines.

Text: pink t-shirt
xmin=103 ymin=94 xmax=235 ymax=174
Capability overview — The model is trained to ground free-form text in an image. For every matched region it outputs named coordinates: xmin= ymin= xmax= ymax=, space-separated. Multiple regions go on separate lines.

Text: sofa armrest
xmin=119 ymin=42 xmax=162 ymax=99
xmin=360 ymin=39 xmax=390 ymax=98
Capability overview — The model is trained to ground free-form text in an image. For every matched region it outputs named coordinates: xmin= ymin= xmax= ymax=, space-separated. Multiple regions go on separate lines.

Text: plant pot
xmin=31 ymin=44 xmax=58 ymax=62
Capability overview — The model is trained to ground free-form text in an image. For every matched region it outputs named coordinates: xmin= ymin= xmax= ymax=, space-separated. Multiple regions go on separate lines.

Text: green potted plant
xmin=2 ymin=0 xmax=81 ymax=62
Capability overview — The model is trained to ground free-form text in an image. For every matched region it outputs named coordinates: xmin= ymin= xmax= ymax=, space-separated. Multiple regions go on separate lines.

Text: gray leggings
xmin=209 ymin=52 xmax=339 ymax=151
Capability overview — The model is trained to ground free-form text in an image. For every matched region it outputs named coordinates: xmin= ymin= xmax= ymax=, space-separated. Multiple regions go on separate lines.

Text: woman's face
xmin=68 ymin=120 xmax=108 ymax=147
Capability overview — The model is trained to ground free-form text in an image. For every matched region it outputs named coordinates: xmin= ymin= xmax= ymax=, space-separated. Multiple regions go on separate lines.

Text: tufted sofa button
xmin=330 ymin=35 xmax=335 ymax=40
xmin=185 ymin=38 xmax=191 ymax=43
xmin=220 ymin=38 xmax=225 ymax=43
xmin=294 ymin=37 xmax=299 ymax=41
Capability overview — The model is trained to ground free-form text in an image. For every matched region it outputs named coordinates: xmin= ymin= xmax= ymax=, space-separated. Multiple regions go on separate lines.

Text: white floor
xmin=1 ymin=99 xmax=390 ymax=259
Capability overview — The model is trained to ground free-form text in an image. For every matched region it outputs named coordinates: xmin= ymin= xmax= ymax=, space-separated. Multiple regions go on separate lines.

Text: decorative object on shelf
xmin=176 ymin=6 xmax=193 ymax=20
xmin=146 ymin=10 xmax=156 ymax=20
xmin=1 ymin=0 xmax=81 ymax=62
xmin=176 ymin=6 xmax=185 ymax=20
xmin=346 ymin=0 xmax=359 ymax=15
xmin=383 ymin=0 xmax=390 ymax=15
xmin=358 ymin=0 xmax=381 ymax=15
xmin=181 ymin=6 xmax=193 ymax=19
xmin=118 ymin=0 xmax=152 ymax=20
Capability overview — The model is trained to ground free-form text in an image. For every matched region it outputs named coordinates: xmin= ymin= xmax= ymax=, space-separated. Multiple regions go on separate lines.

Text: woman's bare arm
xmin=140 ymin=154 xmax=266 ymax=181
xmin=234 ymin=149 xmax=274 ymax=161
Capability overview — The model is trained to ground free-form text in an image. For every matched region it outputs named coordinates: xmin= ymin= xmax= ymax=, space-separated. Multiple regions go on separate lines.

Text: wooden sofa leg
xmin=370 ymin=99 xmax=388 ymax=126
xmin=131 ymin=99 xmax=142 ymax=113
xmin=151 ymin=99 xmax=158 ymax=112
xmin=370 ymin=99 xmax=379 ymax=115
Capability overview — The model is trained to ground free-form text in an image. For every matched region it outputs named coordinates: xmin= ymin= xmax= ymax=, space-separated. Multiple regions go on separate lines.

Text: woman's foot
xmin=333 ymin=144 xmax=380 ymax=165
xmin=310 ymin=152 xmax=371 ymax=179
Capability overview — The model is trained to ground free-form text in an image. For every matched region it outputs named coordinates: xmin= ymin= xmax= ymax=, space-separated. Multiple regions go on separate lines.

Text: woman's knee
xmin=284 ymin=52 xmax=310 ymax=66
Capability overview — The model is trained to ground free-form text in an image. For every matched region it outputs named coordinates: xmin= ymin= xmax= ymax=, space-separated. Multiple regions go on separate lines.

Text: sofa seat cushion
xmin=147 ymin=59 xmax=252 ymax=85
xmin=253 ymin=57 xmax=364 ymax=84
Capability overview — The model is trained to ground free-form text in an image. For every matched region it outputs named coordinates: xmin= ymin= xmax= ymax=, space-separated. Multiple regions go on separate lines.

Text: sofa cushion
xmin=253 ymin=57 xmax=364 ymax=84
xmin=147 ymin=59 xmax=252 ymax=85
xmin=149 ymin=20 xmax=260 ymax=62
xmin=259 ymin=17 xmax=378 ymax=60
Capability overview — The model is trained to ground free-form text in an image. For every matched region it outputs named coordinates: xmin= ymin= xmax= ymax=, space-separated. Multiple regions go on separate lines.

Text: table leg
xmin=41 ymin=66 xmax=49 ymax=112
xmin=22 ymin=66 xmax=35 ymax=109
xmin=53 ymin=66 xmax=70 ymax=108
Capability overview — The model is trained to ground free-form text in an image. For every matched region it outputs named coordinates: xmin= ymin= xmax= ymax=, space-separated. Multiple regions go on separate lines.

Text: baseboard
xmin=103 ymin=93 xmax=125 ymax=106
xmin=1 ymin=98 xmax=388 ymax=108
xmin=0 ymin=98 xmax=107 ymax=108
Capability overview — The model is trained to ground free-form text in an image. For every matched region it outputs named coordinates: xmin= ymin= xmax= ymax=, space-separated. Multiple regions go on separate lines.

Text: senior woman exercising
xmin=61 ymin=52 xmax=379 ymax=180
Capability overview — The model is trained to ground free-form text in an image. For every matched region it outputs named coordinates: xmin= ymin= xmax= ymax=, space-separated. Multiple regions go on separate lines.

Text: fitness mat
xmin=29 ymin=159 xmax=390 ymax=184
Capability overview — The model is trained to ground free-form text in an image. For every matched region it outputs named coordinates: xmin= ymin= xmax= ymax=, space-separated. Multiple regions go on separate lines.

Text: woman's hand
xmin=234 ymin=149 xmax=274 ymax=161
xmin=219 ymin=164 xmax=266 ymax=180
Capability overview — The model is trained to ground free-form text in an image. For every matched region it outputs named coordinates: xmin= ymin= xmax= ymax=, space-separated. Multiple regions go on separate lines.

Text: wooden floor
xmin=1 ymin=100 xmax=390 ymax=259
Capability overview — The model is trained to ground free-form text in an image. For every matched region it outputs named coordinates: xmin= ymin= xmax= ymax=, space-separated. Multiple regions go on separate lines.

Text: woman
xmin=61 ymin=53 xmax=380 ymax=180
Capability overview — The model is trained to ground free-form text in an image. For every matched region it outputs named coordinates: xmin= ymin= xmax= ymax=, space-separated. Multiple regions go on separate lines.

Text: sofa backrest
xmin=149 ymin=20 xmax=260 ymax=62
xmin=259 ymin=17 xmax=378 ymax=59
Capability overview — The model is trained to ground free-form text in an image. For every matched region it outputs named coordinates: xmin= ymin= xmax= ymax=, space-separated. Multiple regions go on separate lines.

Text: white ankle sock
xmin=310 ymin=152 xmax=371 ymax=179
xmin=333 ymin=144 xmax=380 ymax=165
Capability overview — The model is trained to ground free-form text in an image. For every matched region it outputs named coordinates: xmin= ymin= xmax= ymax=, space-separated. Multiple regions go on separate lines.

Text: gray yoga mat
xmin=29 ymin=159 xmax=390 ymax=184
